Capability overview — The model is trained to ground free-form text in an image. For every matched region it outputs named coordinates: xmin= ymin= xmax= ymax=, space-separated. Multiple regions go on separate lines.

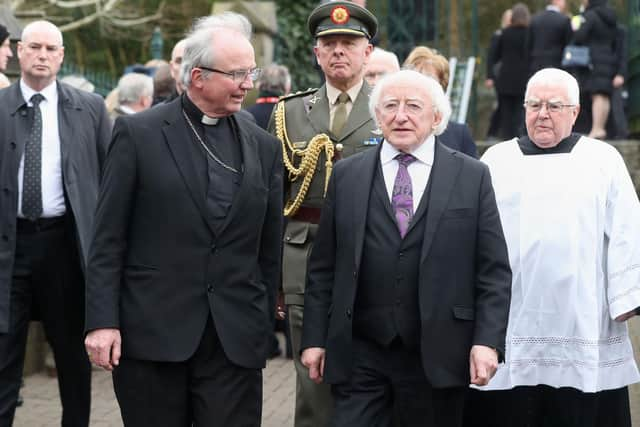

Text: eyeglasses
xmin=524 ymin=100 xmax=576 ymax=113
xmin=197 ymin=66 xmax=262 ymax=83
xmin=378 ymin=100 xmax=426 ymax=116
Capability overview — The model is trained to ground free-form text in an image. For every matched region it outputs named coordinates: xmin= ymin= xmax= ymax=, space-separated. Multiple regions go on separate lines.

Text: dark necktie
xmin=392 ymin=153 xmax=417 ymax=238
xmin=331 ymin=92 xmax=350 ymax=137
xmin=22 ymin=93 xmax=45 ymax=220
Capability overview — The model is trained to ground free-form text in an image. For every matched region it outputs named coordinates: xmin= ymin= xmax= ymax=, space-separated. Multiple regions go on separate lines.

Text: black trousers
xmin=464 ymin=385 xmax=631 ymax=427
xmin=0 ymin=216 xmax=91 ymax=427
xmin=331 ymin=337 xmax=466 ymax=427
xmin=113 ymin=316 xmax=263 ymax=427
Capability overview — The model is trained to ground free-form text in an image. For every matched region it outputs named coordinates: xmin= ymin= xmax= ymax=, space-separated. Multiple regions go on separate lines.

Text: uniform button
xmin=346 ymin=309 xmax=352 ymax=318
xmin=285 ymin=236 xmax=291 ymax=242
xmin=207 ymin=284 xmax=214 ymax=293
xmin=399 ymin=252 xmax=404 ymax=257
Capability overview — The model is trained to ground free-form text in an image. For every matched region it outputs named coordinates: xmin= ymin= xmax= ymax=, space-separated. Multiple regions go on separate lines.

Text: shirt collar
xmin=20 ymin=79 xmax=58 ymax=106
xmin=326 ymin=79 xmax=364 ymax=106
xmin=546 ymin=5 xmax=561 ymax=12
xmin=380 ymin=134 xmax=435 ymax=166
xmin=119 ymin=105 xmax=137 ymax=115
xmin=182 ymin=93 xmax=223 ymax=126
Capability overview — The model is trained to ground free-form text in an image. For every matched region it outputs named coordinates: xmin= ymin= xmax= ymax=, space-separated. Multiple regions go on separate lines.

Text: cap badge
xmin=330 ymin=6 xmax=350 ymax=25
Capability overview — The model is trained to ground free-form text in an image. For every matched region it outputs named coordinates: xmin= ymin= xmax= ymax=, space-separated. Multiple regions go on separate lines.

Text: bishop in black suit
xmin=300 ymin=70 xmax=512 ymax=427
xmin=84 ymin=16 xmax=283 ymax=427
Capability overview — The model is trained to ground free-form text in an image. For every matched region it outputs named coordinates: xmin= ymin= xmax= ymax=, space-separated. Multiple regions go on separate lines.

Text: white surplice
xmin=478 ymin=136 xmax=640 ymax=393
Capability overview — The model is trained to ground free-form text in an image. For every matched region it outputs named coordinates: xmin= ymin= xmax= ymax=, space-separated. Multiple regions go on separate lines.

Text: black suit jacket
xmin=438 ymin=122 xmax=478 ymax=158
xmin=85 ymin=97 xmax=283 ymax=369
xmin=527 ymin=9 xmax=572 ymax=74
xmin=301 ymin=141 xmax=511 ymax=388
xmin=0 ymin=81 xmax=111 ymax=333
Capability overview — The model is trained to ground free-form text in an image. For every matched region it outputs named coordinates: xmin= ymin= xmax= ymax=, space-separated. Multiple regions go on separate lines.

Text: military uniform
xmin=268 ymin=2 xmax=379 ymax=426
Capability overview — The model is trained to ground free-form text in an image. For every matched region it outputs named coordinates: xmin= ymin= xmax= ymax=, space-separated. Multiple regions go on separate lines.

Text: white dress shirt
xmin=18 ymin=80 xmax=66 ymax=218
xmin=379 ymin=135 xmax=435 ymax=213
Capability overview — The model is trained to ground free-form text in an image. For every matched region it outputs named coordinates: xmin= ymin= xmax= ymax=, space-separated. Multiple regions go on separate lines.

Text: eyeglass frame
xmin=523 ymin=99 xmax=577 ymax=114
xmin=197 ymin=65 xmax=262 ymax=83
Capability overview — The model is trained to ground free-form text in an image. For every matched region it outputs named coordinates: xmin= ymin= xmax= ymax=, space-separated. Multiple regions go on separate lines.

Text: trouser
xmin=0 ymin=216 xmax=91 ymax=427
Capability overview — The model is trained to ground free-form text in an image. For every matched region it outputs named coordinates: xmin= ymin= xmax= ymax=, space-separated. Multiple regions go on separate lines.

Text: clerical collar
xmin=517 ymin=133 xmax=581 ymax=155
xmin=182 ymin=93 xmax=221 ymax=126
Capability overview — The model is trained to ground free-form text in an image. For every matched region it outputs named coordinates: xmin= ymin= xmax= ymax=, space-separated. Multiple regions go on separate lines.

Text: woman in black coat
xmin=488 ymin=3 xmax=530 ymax=141
xmin=572 ymin=0 xmax=618 ymax=139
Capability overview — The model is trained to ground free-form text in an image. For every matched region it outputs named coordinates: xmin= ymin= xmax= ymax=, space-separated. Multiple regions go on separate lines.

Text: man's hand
xmin=612 ymin=75 xmax=624 ymax=89
xmin=469 ymin=345 xmax=498 ymax=386
xmin=275 ymin=291 xmax=286 ymax=320
xmin=615 ymin=309 xmax=636 ymax=322
xmin=301 ymin=347 xmax=326 ymax=384
xmin=85 ymin=328 xmax=121 ymax=371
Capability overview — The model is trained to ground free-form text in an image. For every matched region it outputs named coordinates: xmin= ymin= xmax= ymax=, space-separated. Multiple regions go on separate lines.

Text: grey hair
xmin=368 ymin=69 xmax=451 ymax=136
xmin=117 ymin=72 xmax=153 ymax=105
xmin=525 ymin=68 xmax=580 ymax=105
xmin=370 ymin=47 xmax=400 ymax=71
xmin=257 ymin=64 xmax=291 ymax=95
xmin=181 ymin=12 xmax=253 ymax=88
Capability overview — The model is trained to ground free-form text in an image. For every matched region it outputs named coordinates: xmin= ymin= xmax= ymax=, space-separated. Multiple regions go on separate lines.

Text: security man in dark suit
xmin=84 ymin=13 xmax=283 ymax=427
xmin=268 ymin=2 xmax=378 ymax=426
xmin=0 ymin=20 xmax=111 ymax=426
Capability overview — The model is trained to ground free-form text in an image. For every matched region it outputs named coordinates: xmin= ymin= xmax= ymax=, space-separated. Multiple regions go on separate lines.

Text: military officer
xmin=268 ymin=2 xmax=378 ymax=426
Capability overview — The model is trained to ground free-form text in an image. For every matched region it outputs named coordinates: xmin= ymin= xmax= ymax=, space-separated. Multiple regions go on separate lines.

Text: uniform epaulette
xmin=278 ymin=88 xmax=318 ymax=102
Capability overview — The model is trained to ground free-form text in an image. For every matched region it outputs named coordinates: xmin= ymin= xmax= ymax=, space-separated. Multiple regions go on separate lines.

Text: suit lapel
xmin=353 ymin=145 xmax=380 ymax=269
xmin=57 ymin=84 xmax=79 ymax=174
xmin=339 ymin=84 xmax=372 ymax=141
xmin=306 ymin=86 xmax=330 ymax=136
xmin=162 ymin=102 xmax=214 ymax=234
xmin=215 ymin=116 xmax=259 ymax=237
xmin=420 ymin=142 xmax=462 ymax=264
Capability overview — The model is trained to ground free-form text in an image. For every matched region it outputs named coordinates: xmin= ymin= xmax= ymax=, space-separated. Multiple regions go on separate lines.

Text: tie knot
xmin=336 ymin=92 xmax=350 ymax=105
xmin=396 ymin=152 xmax=416 ymax=167
xmin=30 ymin=93 xmax=44 ymax=106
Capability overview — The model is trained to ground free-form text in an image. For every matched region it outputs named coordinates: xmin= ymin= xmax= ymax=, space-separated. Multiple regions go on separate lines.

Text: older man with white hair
xmin=84 ymin=11 xmax=282 ymax=427
xmin=300 ymin=69 xmax=511 ymax=427
xmin=111 ymin=72 xmax=153 ymax=119
xmin=363 ymin=47 xmax=399 ymax=87
xmin=466 ymin=67 xmax=640 ymax=427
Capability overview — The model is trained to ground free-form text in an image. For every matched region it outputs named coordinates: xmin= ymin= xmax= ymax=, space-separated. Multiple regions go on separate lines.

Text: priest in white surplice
xmin=464 ymin=68 xmax=640 ymax=427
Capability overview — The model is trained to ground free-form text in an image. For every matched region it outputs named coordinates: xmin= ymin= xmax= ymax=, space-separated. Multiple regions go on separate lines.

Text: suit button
xmin=353 ymin=271 xmax=357 ymax=278
xmin=207 ymin=284 xmax=214 ymax=293
xmin=10 ymin=142 xmax=16 ymax=150
xmin=346 ymin=309 xmax=352 ymax=319
xmin=210 ymin=244 xmax=216 ymax=253
xmin=398 ymin=252 xmax=404 ymax=258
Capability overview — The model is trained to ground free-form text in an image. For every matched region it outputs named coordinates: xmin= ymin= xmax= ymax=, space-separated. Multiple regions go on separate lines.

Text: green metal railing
xmin=59 ymin=62 xmax=117 ymax=97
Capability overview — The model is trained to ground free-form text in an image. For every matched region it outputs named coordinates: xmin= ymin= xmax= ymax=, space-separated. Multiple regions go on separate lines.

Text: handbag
xmin=561 ymin=45 xmax=591 ymax=68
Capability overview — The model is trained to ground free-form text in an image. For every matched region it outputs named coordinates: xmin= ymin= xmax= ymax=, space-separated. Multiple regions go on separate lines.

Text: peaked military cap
xmin=307 ymin=1 xmax=378 ymax=40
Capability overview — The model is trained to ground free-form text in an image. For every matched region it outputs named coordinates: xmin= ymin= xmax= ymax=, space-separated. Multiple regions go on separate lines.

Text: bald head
xmin=364 ymin=47 xmax=399 ymax=87
xmin=22 ymin=21 xmax=63 ymax=46
xmin=18 ymin=20 xmax=65 ymax=91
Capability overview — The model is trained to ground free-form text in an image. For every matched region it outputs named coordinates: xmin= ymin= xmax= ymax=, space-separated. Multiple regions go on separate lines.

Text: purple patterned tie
xmin=392 ymin=153 xmax=416 ymax=238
